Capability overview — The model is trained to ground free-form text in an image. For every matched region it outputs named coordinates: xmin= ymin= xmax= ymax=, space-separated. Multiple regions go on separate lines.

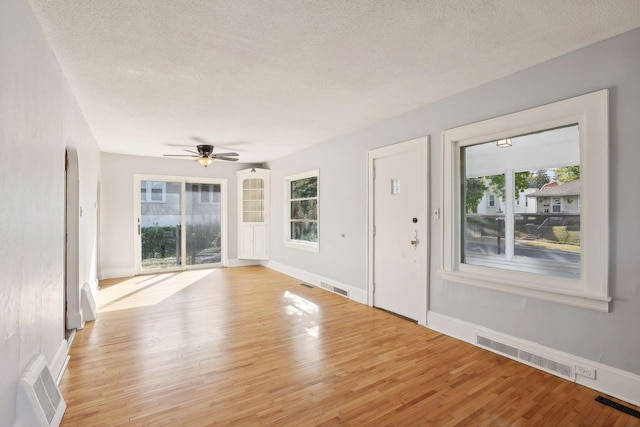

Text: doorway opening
xmin=65 ymin=148 xmax=81 ymax=332
xmin=64 ymin=151 xmax=68 ymax=335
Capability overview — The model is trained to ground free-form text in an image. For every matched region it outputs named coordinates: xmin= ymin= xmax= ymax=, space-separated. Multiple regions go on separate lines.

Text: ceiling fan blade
xmin=164 ymin=154 xmax=198 ymax=157
xmin=211 ymin=152 xmax=239 ymax=157
xmin=183 ymin=149 xmax=200 ymax=155
xmin=212 ymin=156 xmax=239 ymax=162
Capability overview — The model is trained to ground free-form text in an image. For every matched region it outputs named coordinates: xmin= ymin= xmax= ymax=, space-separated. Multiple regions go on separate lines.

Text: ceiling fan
xmin=164 ymin=144 xmax=239 ymax=167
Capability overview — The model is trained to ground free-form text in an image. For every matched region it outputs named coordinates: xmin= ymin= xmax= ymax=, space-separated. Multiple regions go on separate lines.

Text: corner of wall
xmin=261 ymin=260 xmax=367 ymax=304
xmin=100 ymin=268 xmax=135 ymax=280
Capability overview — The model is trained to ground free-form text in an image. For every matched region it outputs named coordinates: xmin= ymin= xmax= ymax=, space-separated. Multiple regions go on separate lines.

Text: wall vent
xmin=333 ymin=287 xmax=348 ymax=297
xmin=16 ymin=354 xmax=66 ymax=427
xmin=476 ymin=335 xmax=574 ymax=380
xmin=320 ymin=282 xmax=349 ymax=297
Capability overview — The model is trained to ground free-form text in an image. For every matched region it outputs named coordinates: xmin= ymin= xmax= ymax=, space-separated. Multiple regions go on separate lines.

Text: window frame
xmin=441 ymin=90 xmax=610 ymax=312
xmin=284 ymin=169 xmax=320 ymax=252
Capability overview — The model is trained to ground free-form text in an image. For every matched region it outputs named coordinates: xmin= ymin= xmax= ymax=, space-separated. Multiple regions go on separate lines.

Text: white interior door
xmin=370 ymin=137 xmax=428 ymax=323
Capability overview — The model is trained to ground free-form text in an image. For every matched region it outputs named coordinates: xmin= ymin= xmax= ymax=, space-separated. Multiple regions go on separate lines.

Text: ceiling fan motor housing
xmin=197 ymin=145 xmax=214 ymax=157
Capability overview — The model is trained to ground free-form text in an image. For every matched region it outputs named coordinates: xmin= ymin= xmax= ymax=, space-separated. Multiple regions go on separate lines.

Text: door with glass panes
xmin=135 ymin=175 xmax=226 ymax=273
xmin=237 ymin=168 xmax=270 ymax=260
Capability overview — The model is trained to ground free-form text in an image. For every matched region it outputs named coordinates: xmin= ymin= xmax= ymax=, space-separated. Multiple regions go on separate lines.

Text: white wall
xmin=99 ymin=153 xmax=258 ymax=278
xmin=267 ymin=28 xmax=640 ymax=377
xmin=0 ymin=0 xmax=101 ymax=425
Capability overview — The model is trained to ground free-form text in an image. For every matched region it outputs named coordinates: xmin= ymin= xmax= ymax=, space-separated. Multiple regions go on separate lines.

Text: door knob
xmin=411 ymin=230 xmax=418 ymax=246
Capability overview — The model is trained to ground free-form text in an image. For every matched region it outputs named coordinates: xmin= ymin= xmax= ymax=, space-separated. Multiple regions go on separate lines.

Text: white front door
xmin=369 ymin=137 xmax=428 ymax=324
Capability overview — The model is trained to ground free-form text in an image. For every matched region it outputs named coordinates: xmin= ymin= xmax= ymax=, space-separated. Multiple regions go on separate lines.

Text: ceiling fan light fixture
xmin=164 ymin=141 xmax=239 ymax=164
xmin=196 ymin=157 xmax=214 ymax=167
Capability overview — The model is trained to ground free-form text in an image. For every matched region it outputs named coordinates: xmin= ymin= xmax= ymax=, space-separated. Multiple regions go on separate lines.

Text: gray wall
xmin=0 ymin=0 xmax=101 ymax=425
xmin=267 ymin=28 xmax=640 ymax=375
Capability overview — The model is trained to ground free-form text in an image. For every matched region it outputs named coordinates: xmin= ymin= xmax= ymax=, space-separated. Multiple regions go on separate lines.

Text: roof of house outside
xmin=527 ymin=179 xmax=580 ymax=197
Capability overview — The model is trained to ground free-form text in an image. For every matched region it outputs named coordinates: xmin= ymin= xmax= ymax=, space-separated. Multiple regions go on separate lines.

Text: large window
xmin=285 ymin=169 xmax=319 ymax=252
xmin=442 ymin=90 xmax=610 ymax=311
xmin=462 ymin=125 xmax=581 ymax=280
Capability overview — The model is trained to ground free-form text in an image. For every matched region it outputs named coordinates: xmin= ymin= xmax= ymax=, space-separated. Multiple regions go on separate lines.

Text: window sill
xmin=284 ymin=240 xmax=319 ymax=253
xmin=464 ymin=254 xmax=580 ymax=280
xmin=441 ymin=270 xmax=611 ymax=312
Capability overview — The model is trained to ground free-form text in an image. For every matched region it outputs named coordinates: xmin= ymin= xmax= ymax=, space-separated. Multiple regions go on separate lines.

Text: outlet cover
xmin=575 ymin=364 xmax=596 ymax=379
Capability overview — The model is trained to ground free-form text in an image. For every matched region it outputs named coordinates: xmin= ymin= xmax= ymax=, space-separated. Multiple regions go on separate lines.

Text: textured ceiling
xmin=28 ymin=1 xmax=640 ymax=163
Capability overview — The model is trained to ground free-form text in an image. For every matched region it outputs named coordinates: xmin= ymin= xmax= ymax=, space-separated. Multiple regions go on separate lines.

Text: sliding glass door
xmin=185 ymin=183 xmax=222 ymax=266
xmin=139 ymin=179 xmax=182 ymax=270
xmin=135 ymin=175 xmax=227 ymax=273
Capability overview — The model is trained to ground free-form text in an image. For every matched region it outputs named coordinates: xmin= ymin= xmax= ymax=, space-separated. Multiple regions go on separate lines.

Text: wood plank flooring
xmin=60 ymin=266 xmax=639 ymax=426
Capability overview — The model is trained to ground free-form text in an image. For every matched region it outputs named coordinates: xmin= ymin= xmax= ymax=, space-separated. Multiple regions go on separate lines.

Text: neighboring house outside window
xmin=141 ymin=180 xmax=167 ymax=203
xmin=198 ymin=183 xmax=217 ymax=204
xmin=516 ymin=188 xmax=537 ymax=213
xmin=285 ymin=169 xmax=319 ymax=252
xmin=526 ymin=180 xmax=580 ymax=214
xmin=140 ymin=181 xmax=182 ymax=228
xmin=475 ymin=187 xmax=537 ymax=215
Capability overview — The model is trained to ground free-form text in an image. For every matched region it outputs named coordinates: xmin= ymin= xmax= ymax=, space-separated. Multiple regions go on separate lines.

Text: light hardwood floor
xmin=60 ymin=266 xmax=639 ymax=426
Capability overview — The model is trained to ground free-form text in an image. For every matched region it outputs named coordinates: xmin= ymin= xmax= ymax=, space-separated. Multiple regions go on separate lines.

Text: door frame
xmin=65 ymin=148 xmax=82 ymax=329
xmin=133 ymin=174 xmax=228 ymax=274
xmin=367 ymin=136 xmax=429 ymax=326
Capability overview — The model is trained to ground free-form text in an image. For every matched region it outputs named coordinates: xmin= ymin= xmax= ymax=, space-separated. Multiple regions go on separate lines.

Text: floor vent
xmin=16 ymin=354 xmax=66 ymax=426
xmin=595 ymin=396 xmax=640 ymax=419
xmin=320 ymin=282 xmax=349 ymax=297
xmin=476 ymin=335 xmax=574 ymax=380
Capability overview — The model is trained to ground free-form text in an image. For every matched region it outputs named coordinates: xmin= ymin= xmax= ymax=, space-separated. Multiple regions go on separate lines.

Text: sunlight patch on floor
xmin=99 ymin=269 xmax=215 ymax=312
xmin=284 ymin=290 xmax=319 ymax=338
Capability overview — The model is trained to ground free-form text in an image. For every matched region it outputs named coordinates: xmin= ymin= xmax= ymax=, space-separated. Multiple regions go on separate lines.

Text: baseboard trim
xmin=261 ymin=260 xmax=367 ymax=304
xmin=81 ymin=282 xmax=97 ymax=322
xmin=50 ymin=339 xmax=69 ymax=383
xmin=100 ymin=268 xmax=135 ymax=280
xmin=427 ymin=311 xmax=640 ymax=407
xmin=100 ymin=262 xmax=261 ymax=277
xmin=66 ymin=310 xmax=83 ymax=330
xmin=227 ymin=259 xmax=262 ymax=268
